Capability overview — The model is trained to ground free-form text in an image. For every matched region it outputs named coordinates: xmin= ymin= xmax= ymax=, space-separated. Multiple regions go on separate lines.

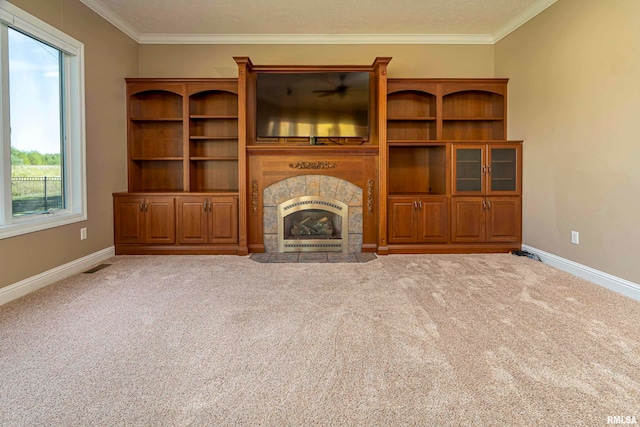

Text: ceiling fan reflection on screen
xmin=312 ymin=74 xmax=349 ymax=98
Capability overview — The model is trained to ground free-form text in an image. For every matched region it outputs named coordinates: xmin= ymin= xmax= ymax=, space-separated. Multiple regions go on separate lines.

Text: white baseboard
xmin=522 ymin=244 xmax=640 ymax=302
xmin=0 ymin=246 xmax=115 ymax=306
xmin=4 ymin=245 xmax=637 ymax=305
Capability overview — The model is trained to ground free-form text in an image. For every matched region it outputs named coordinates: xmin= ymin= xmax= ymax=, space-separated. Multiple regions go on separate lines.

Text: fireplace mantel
xmin=247 ymin=149 xmax=378 ymax=253
xmin=246 ymin=145 xmax=379 ymax=156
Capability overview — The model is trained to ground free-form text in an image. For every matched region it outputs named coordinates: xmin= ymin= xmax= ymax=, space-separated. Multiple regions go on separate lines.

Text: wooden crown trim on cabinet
xmin=115 ymin=61 xmax=522 ymax=256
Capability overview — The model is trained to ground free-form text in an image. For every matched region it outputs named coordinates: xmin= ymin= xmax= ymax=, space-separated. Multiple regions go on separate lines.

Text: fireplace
xmin=261 ymin=175 xmax=364 ymax=253
xmin=278 ymin=196 xmax=348 ymax=252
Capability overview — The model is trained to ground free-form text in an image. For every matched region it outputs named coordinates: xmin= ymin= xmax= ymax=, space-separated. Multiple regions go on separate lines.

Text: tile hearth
xmin=249 ymin=252 xmax=376 ymax=264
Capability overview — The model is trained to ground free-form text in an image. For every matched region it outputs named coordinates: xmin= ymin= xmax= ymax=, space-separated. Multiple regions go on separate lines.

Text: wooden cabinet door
xmin=145 ymin=197 xmax=176 ymax=244
xmin=388 ymin=198 xmax=418 ymax=243
xmin=177 ymin=197 xmax=209 ymax=244
xmin=209 ymin=197 xmax=238 ymax=244
xmin=114 ymin=196 xmax=145 ymax=244
xmin=451 ymin=197 xmax=486 ymax=242
xmin=417 ymin=197 xmax=449 ymax=243
xmin=486 ymin=197 xmax=521 ymax=242
xmin=177 ymin=196 xmax=238 ymax=244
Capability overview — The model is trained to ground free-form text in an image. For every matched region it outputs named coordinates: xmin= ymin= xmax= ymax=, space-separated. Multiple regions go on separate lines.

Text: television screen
xmin=256 ymin=72 xmax=369 ymax=138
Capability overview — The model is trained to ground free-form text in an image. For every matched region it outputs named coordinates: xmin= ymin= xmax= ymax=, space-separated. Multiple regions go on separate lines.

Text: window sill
xmin=0 ymin=212 xmax=87 ymax=240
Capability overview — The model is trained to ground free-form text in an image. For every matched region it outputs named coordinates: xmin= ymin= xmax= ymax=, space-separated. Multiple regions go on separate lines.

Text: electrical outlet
xmin=571 ymin=230 xmax=579 ymax=245
xmin=80 ymin=227 xmax=87 ymax=240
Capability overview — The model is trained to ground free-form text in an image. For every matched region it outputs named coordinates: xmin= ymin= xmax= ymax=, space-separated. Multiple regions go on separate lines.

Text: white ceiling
xmin=79 ymin=0 xmax=557 ymax=44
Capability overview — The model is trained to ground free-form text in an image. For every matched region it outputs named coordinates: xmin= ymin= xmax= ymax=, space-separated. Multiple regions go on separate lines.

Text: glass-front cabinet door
xmin=488 ymin=144 xmax=521 ymax=195
xmin=453 ymin=145 xmax=484 ymax=195
xmin=453 ymin=144 xmax=521 ymax=195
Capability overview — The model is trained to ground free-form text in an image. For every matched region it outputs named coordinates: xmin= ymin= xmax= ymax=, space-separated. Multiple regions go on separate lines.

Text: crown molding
xmin=492 ymin=0 xmax=557 ymax=43
xmin=78 ymin=0 xmax=556 ymax=46
xmin=78 ymin=0 xmax=141 ymax=42
xmin=137 ymin=33 xmax=494 ymax=45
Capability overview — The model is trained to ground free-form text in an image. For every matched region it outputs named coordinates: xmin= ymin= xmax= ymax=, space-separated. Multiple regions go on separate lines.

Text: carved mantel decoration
xmin=251 ymin=180 xmax=259 ymax=215
xmin=289 ymin=161 xmax=337 ymax=170
xmin=367 ymin=179 xmax=374 ymax=215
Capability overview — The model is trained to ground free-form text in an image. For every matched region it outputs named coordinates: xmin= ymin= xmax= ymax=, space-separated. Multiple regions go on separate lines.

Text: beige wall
xmin=0 ymin=0 xmax=138 ymax=288
xmin=139 ymin=44 xmax=494 ymax=78
xmin=495 ymin=0 xmax=640 ymax=283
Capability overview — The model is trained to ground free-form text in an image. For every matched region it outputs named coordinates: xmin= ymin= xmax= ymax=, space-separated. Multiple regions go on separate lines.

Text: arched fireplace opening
xmin=278 ymin=196 xmax=348 ymax=252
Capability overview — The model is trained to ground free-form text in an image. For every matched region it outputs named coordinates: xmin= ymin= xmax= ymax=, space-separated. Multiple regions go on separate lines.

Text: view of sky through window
xmin=9 ymin=27 xmax=62 ymax=156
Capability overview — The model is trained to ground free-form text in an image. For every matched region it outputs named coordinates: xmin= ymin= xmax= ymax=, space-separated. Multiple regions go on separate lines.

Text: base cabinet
xmin=114 ymin=193 xmax=238 ymax=254
xmin=177 ymin=196 xmax=238 ymax=244
xmin=114 ymin=196 xmax=175 ymax=244
xmin=451 ymin=196 xmax=521 ymax=243
xmin=388 ymin=196 xmax=448 ymax=243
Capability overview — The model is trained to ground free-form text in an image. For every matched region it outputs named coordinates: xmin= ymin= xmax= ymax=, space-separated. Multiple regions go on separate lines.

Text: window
xmin=0 ymin=1 xmax=86 ymax=239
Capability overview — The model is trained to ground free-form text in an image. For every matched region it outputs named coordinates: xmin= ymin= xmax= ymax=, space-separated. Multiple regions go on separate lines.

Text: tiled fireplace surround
xmin=262 ymin=175 xmax=364 ymax=253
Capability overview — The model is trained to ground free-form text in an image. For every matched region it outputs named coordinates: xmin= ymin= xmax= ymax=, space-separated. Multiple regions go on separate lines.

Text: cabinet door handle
xmin=144 ymin=203 xmax=149 ymax=212
xmin=140 ymin=202 xmax=144 ymax=212
xmin=204 ymin=201 xmax=207 ymax=212
xmin=487 ymin=200 xmax=491 ymax=210
xmin=414 ymin=201 xmax=417 ymax=210
xmin=482 ymin=200 xmax=486 ymax=210
xmin=487 ymin=165 xmax=491 ymax=175
xmin=418 ymin=201 xmax=422 ymax=209
xmin=208 ymin=201 xmax=212 ymax=213
xmin=482 ymin=165 xmax=486 ymax=175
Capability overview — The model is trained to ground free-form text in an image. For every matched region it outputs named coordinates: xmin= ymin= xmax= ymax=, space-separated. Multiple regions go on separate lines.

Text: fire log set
xmin=291 ymin=216 xmax=334 ymax=236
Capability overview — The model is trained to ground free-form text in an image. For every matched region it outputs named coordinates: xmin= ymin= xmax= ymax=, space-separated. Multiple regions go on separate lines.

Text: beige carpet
xmin=1 ymin=254 xmax=639 ymax=426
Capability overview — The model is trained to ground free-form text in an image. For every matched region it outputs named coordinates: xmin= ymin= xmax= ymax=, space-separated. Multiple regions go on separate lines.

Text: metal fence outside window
xmin=11 ymin=176 xmax=63 ymax=216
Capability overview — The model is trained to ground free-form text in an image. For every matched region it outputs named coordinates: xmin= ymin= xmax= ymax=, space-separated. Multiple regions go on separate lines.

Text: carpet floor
xmin=1 ymin=254 xmax=639 ymax=426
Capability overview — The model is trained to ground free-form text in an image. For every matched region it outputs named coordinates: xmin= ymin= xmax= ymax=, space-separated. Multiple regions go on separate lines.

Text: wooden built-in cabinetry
xmin=114 ymin=79 xmax=244 ymax=255
xmin=382 ymin=78 xmax=522 ymax=254
xmin=114 ymin=62 xmax=522 ymax=255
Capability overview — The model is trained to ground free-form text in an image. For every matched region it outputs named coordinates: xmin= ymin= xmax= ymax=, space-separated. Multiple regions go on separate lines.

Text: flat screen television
xmin=256 ymin=72 xmax=369 ymax=139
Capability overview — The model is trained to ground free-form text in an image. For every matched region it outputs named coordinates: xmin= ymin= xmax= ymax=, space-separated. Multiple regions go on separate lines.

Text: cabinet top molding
xmin=125 ymin=78 xmax=238 ymax=83
xmin=233 ymin=56 xmax=392 ymax=73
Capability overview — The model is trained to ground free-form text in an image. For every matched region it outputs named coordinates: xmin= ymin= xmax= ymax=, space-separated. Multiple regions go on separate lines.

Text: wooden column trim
xmin=234 ymin=57 xmax=252 ymax=255
xmin=374 ymin=57 xmax=391 ymax=254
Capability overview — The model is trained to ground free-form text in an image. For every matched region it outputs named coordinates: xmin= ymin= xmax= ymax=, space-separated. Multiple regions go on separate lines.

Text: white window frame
xmin=0 ymin=0 xmax=86 ymax=239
